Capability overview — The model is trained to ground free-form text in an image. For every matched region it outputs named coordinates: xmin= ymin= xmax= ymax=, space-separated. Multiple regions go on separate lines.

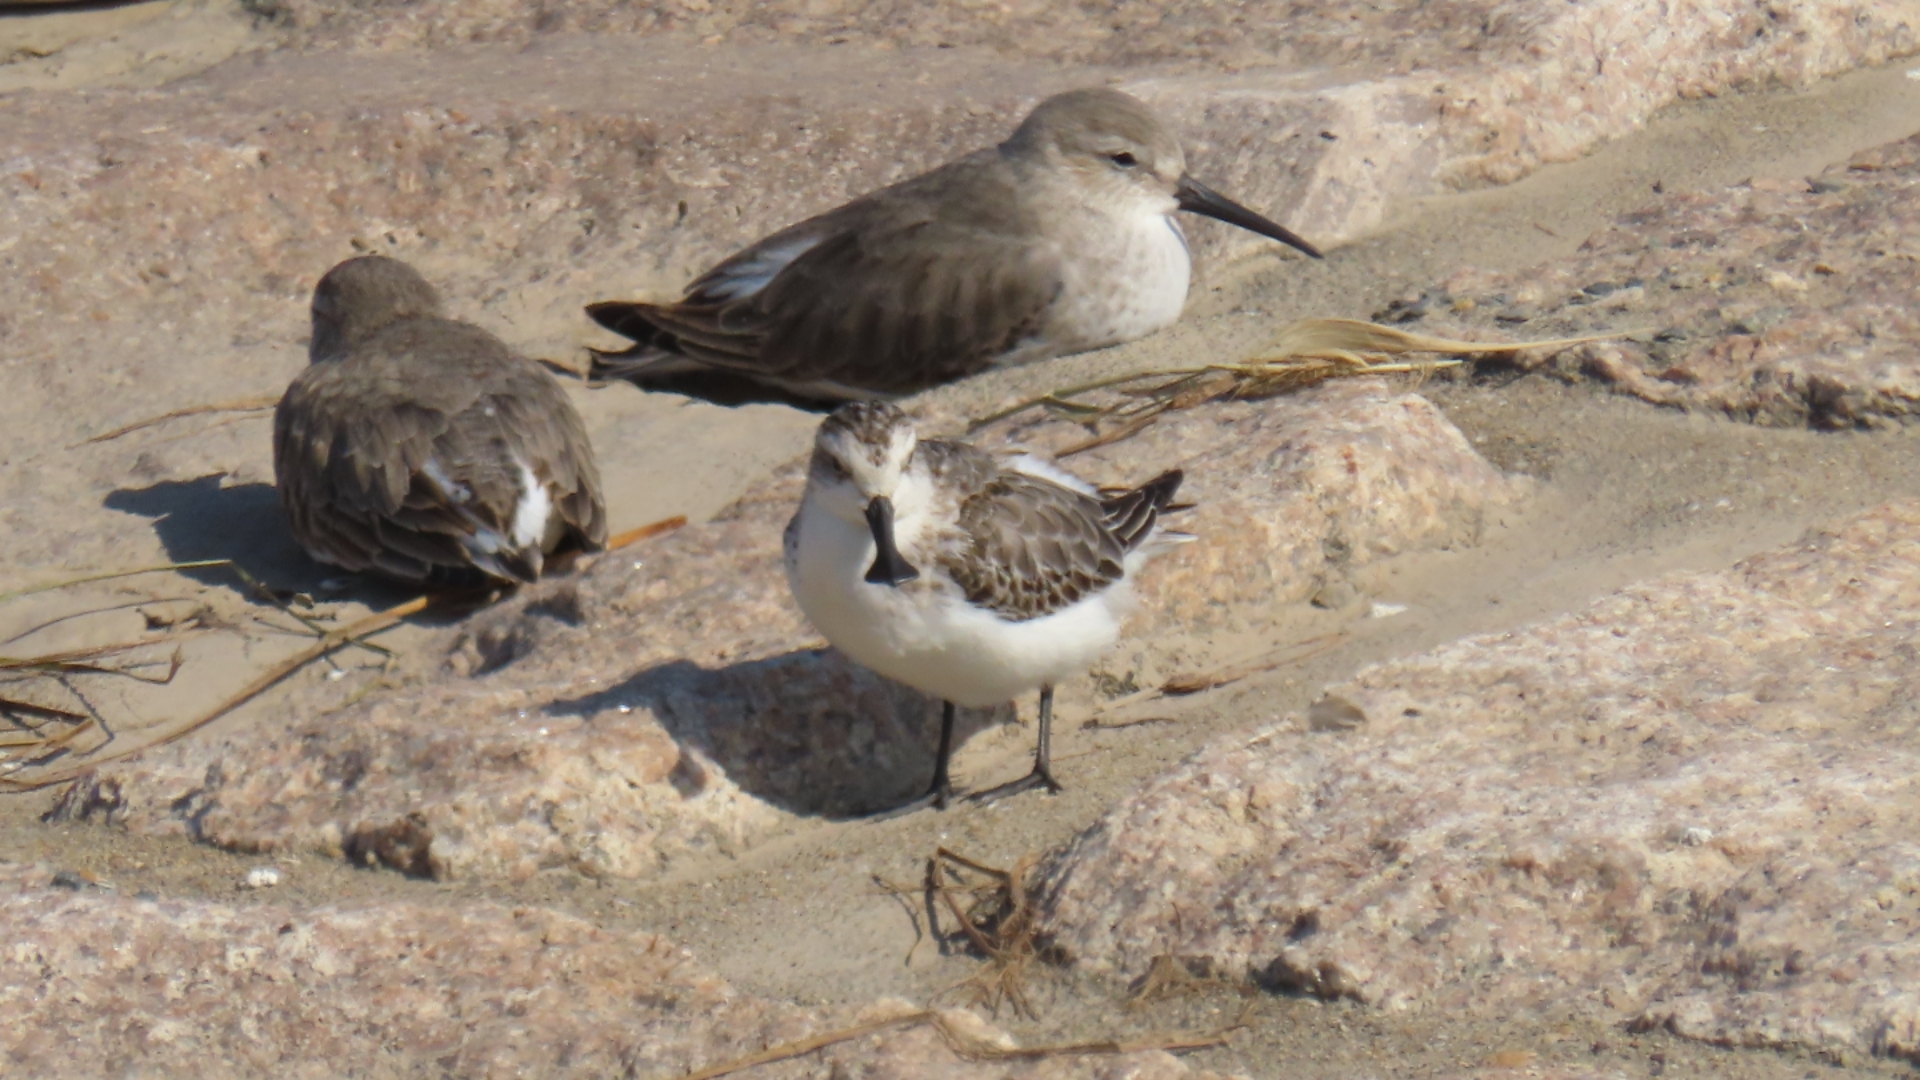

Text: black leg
xmin=1033 ymin=686 xmax=1059 ymax=785
xmin=928 ymin=700 xmax=956 ymax=807
xmin=969 ymin=686 xmax=1064 ymax=805
xmin=870 ymin=700 xmax=956 ymax=819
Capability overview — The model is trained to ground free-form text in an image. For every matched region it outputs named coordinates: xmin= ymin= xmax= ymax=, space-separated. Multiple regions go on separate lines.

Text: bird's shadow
xmin=545 ymin=647 xmax=1008 ymax=819
xmin=103 ymin=475 xmax=414 ymax=606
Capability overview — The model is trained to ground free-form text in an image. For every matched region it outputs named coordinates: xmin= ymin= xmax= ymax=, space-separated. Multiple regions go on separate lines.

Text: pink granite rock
xmin=1414 ymin=135 xmax=1920 ymax=428
xmin=1036 ymin=501 xmax=1920 ymax=1064
xmin=1433 ymin=1070 xmax=1625 ymax=1080
xmin=60 ymin=380 xmax=1526 ymax=880
xmin=251 ymin=0 xmax=1920 ymax=236
xmin=0 ymin=861 xmax=1229 ymax=1079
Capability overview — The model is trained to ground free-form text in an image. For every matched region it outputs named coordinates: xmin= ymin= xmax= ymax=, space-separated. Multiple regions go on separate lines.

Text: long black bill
xmin=1176 ymin=176 xmax=1322 ymax=260
xmin=863 ymin=496 xmax=921 ymax=587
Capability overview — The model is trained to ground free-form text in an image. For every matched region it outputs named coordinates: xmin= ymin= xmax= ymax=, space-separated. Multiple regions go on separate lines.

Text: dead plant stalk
xmin=970 ymin=317 xmax=1631 ymax=456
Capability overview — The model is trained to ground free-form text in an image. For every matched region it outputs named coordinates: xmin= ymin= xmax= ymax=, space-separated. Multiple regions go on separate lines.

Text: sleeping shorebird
xmin=784 ymin=401 xmax=1188 ymax=810
xmin=588 ymin=87 xmax=1321 ymax=402
xmin=274 ymin=255 xmax=608 ymax=586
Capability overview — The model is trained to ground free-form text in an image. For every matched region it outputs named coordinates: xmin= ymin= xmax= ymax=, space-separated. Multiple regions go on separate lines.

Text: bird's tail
xmin=1102 ymin=469 xmax=1189 ymax=554
xmin=583 ymin=301 xmax=716 ymax=383
xmin=585 ymin=300 xmax=678 ymax=348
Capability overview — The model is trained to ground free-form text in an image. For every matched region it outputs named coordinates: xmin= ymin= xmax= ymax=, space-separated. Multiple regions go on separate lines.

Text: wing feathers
xmin=930 ymin=444 xmax=1180 ymax=622
xmin=273 ymin=318 xmax=606 ymax=587
xmin=587 ymin=158 xmax=1062 ymax=399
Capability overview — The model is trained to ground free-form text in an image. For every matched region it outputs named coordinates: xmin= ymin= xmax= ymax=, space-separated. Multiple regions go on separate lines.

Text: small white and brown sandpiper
xmin=275 ymin=255 xmax=607 ymax=586
xmin=784 ymin=401 xmax=1189 ymax=811
xmin=588 ymin=87 xmax=1320 ymax=401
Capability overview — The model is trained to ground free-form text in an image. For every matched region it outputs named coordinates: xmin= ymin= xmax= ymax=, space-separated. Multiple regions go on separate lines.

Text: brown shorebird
xmin=275 ymin=255 xmax=607 ymax=586
xmin=784 ymin=401 xmax=1189 ymax=811
xmin=587 ymin=87 xmax=1320 ymax=402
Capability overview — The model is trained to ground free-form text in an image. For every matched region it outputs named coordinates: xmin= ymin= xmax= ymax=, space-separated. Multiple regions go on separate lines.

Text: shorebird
xmin=588 ymin=87 xmax=1320 ymax=401
xmin=274 ymin=255 xmax=608 ymax=586
xmin=784 ymin=401 xmax=1188 ymax=810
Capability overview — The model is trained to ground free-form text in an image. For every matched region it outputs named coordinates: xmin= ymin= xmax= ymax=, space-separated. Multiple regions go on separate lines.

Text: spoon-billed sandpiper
xmin=588 ymin=87 xmax=1320 ymax=402
xmin=784 ymin=401 xmax=1189 ymax=810
xmin=275 ymin=255 xmax=608 ymax=586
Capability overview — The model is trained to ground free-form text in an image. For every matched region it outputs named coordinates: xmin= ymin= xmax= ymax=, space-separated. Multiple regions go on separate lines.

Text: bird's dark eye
xmin=1109 ymin=152 xmax=1139 ymax=168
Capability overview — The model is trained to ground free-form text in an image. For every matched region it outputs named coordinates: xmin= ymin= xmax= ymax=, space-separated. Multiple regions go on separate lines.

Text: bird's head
xmin=1003 ymin=88 xmax=1321 ymax=260
xmin=808 ymin=401 xmax=923 ymax=587
xmin=309 ymin=255 xmax=443 ymax=363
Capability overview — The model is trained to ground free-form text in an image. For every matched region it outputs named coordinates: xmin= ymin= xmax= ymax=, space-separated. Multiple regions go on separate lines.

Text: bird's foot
xmin=967 ymin=766 xmax=1063 ymax=806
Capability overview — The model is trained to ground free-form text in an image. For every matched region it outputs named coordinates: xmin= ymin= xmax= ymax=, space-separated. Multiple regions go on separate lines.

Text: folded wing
xmin=274 ymin=323 xmax=606 ymax=585
xmin=588 ymin=159 xmax=1066 ymax=398
xmin=938 ymin=463 xmax=1184 ymax=622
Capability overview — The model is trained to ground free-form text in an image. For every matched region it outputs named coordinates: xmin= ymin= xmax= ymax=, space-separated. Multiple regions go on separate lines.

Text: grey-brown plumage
xmin=940 ymin=457 xmax=1181 ymax=622
xmin=274 ymin=256 xmax=608 ymax=587
xmin=785 ymin=401 xmax=1189 ymax=810
xmin=588 ymin=88 xmax=1320 ymax=402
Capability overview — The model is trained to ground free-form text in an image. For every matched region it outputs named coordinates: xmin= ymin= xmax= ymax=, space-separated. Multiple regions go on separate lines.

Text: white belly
xmin=784 ymin=504 xmax=1124 ymax=707
xmin=1047 ymin=212 xmax=1192 ymax=351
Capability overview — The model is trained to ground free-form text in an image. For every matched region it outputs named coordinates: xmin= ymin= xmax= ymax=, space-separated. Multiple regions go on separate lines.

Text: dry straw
xmin=74 ymin=395 xmax=280 ymax=448
xmin=675 ymin=1007 xmax=1229 ymax=1080
xmin=971 ymin=317 xmax=1625 ymax=455
xmin=0 ymin=517 xmax=687 ymax=790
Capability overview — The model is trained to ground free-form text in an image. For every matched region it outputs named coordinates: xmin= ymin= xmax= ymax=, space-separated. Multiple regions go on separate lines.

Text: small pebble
xmin=1374 ymin=290 xmax=1442 ymax=323
xmin=1764 ymin=269 xmax=1808 ymax=293
xmin=1310 ymin=581 xmax=1360 ymax=610
xmin=1681 ymin=826 xmax=1714 ymax=846
xmin=242 ymin=866 xmax=283 ymax=890
xmin=1368 ymin=601 xmax=1409 ymax=618
xmin=1308 ymin=694 xmax=1368 ymax=732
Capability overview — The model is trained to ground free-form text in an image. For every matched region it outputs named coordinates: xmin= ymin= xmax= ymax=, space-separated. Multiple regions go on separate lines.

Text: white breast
xmin=784 ymin=499 xmax=1127 ymax=708
xmin=1046 ymin=210 xmax=1192 ymax=351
